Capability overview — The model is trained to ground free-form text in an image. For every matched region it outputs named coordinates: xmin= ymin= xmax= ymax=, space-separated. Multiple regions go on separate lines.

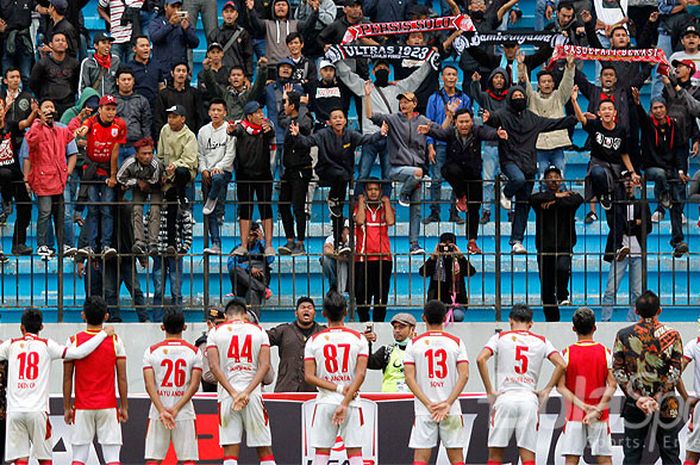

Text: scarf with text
xmin=453 ymin=31 xmax=567 ymax=55
xmin=341 ymin=15 xmax=475 ymax=44
xmin=549 ymin=44 xmax=669 ymax=67
xmin=325 ymin=44 xmax=440 ymax=70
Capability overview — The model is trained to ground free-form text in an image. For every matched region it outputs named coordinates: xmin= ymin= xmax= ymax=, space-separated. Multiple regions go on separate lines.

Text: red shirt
xmin=67 ymin=330 xmax=126 ymax=410
xmin=562 ymin=341 xmax=611 ymax=422
xmin=354 ymin=203 xmax=392 ymax=262
xmin=83 ymin=115 xmax=127 ymax=176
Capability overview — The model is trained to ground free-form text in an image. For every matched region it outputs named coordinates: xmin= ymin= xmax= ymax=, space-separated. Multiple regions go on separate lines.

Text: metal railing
xmin=0 ymin=174 xmax=697 ymax=322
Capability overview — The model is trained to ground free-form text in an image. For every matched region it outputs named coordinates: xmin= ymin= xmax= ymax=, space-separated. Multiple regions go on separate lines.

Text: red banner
xmin=549 ymin=44 xmax=669 ymax=66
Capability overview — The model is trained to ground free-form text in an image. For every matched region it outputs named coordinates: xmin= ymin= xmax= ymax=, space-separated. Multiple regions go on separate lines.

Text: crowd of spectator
xmin=0 ymin=0 xmax=699 ymax=322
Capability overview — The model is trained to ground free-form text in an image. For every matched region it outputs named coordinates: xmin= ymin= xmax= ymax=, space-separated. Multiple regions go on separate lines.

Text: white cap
xmin=319 ymin=59 xmax=336 ymax=69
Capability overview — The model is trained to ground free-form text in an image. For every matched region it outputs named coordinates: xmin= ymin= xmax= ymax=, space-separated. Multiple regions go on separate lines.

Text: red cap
xmin=222 ymin=1 xmax=237 ymax=10
xmin=99 ymin=95 xmax=117 ymax=106
xmin=672 ymin=59 xmax=697 ymax=76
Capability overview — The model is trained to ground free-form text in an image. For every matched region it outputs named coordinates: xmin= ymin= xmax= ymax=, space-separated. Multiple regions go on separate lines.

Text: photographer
xmin=148 ymin=0 xmax=199 ymax=76
xmin=418 ymin=232 xmax=476 ymax=316
xmin=363 ymin=313 xmax=416 ymax=393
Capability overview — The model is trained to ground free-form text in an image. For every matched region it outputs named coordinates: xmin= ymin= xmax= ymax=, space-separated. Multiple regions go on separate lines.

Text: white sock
xmin=260 ymin=458 xmax=276 ymax=465
xmin=101 ymin=444 xmax=121 ymax=465
xmin=348 ymin=455 xmax=363 ymax=465
xmin=223 ymin=456 xmax=238 ymax=465
xmin=312 ymin=452 xmax=330 ymax=465
xmin=71 ymin=444 xmax=89 ymax=465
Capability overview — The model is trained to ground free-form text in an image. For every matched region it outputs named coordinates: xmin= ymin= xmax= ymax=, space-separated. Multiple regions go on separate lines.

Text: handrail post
xmin=494 ymin=177 xmax=502 ymax=322
xmin=641 ymin=176 xmax=648 ymax=292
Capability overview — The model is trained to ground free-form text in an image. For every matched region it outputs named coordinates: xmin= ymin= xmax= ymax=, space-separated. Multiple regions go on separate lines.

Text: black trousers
xmin=442 ymin=163 xmax=482 ymax=240
xmin=237 ymin=173 xmax=273 ymax=220
xmin=537 ymin=253 xmax=571 ymax=322
xmin=165 ymin=167 xmax=191 ymax=246
xmin=354 ymin=260 xmax=393 ymax=322
xmin=318 ymin=165 xmax=351 ymax=247
xmin=0 ymin=167 xmax=31 ymax=247
xmin=279 ymin=167 xmax=311 ymax=241
xmin=621 ymin=398 xmax=681 ymax=465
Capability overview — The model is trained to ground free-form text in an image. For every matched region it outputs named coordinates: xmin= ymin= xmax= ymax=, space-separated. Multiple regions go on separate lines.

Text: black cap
xmin=165 ymin=104 xmax=187 ymax=116
xmin=345 ymin=0 xmax=362 ymax=6
xmin=93 ymin=32 xmax=116 ymax=44
xmin=207 ymin=42 xmax=224 ymax=52
xmin=206 ymin=306 xmax=226 ymax=321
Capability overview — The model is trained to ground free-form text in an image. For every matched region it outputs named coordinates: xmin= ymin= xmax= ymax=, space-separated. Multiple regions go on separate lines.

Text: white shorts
xmin=145 ymin=419 xmax=198 ymax=461
xmin=488 ymin=393 xmax=539 ymax=452
xmin=686 ymin=403 xmax=700 ymax=453
xmin=310 ymin=403 xmax=364 ymax=449
xmin=72 ymin=408 xmax=122 ymax=446
xmin=409 ymin=415 xmax=466 ymax=449
xmin=5 ymin=411 xmax=52 ymax=461
xmin=218 ymin=393 xmax=271 ymax=447
xmin=559 ymin=420 xmax=612 ymax=457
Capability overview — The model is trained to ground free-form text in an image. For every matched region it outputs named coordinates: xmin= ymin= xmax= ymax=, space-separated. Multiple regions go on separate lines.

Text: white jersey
xmin=684 ymin=336 xmax=700 ymax=394
xmin=484 ymin=330 xmax=557 ymax=394
xmin=142 ymin=339 xmax=203 ymax=420
xmin=404 ymin=330 xmax=469 ymax=416
xmin=304 ymin=327 xmax=369 ymax=406
xmin=0 ymin=332 xmax=107 ymax=413
xmin=207 ymin=320 xmax=270 ymax=398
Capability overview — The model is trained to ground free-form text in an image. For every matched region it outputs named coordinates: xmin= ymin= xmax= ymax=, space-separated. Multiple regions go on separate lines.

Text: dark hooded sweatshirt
xmin=487 ymin=86 xmax=577 ymax=174
xmin=467 ymin=67 xmax=509 ymax=113
xmin=635 ymin=103 xmax=685 ymax=172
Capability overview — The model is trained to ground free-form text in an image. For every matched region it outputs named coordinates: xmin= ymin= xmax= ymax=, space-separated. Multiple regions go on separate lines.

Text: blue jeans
xmin=358 ymin=137 xmax=390 ymax=197
xmin=428 ymin=144 xmax=453 ymax=214
xmin=534 ymin=0 xmax=548 ymax=31
xmin=64 ymin=171 xmax=80 ymax=247
xmin=651 ymin=29 xmax=673 ymax=99
xmin=389 ymin=165 xmax=422 ymax=244
xmin=502 ymin=163 xmax=534 ymax=244
xmin=601 ymin=255 xmax=642 ymax=322
xmin=151 ymin=255 xmax=183 ymax=321
xmin=588 ymin=164 xmax=612 ymax=199
xmin=205 ymin=171 xmax=232 ymax=246
xmin=112 ymin=42 xmax=132 ymax=65
xmin=87 ymin=180 xmax=116 ymax=249
xmin=2 ymin=37 xmax=33 ymax=90
xmin=537 ymin=148 xmax=565 ymax=188
xmin=482 ymin=143 xmax=500 ymax=213
xmin=645 ymin=167 xmax=686 ymax=245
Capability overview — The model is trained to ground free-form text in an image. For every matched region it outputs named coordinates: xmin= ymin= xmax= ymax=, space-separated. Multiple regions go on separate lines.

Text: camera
xmin=439 ymin=243 xmax=454 ymax=254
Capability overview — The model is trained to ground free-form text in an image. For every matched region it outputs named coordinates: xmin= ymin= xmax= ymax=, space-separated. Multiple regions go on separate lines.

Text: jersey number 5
xmin=17 ymin=351 xmax=39 ymax=380
xmin=161 ymin=359 xmax=187 ymax=387
xmin=323 ymin=343 xmax=350 ymax=373
xmin=514 ymin=345 xmax=529 ymax=375
xmin=228 ymin=334 xmax=253 ymax=363
xmin=425 ymin=348 xmax=448 ymax=379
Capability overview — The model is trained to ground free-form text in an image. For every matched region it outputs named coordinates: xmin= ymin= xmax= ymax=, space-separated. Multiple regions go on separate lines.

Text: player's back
xmin=684 ymin=336 xmax=700 ymax=394
xmin=69 ymin=330 xmax=124 ymax=410
xmin=485 ymin=329 xmax=557 ymax=395
xmin=207 ymin=320 xmax=269 ymax=394
xmin=563 ymin=341 xmax=611 ymax=421
xmin=404 ymin=330 xmax=469 ymax=415
xmin=304 ymin=327 xmax=369 ymax=405
xmin=0 ymin=334 xmax=65 ymax=413
xmin=144 ymin=339 xmax=202 ymax=420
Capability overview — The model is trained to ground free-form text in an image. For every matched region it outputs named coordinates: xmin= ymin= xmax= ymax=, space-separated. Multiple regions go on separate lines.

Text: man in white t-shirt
xmin=404 ymin=300 xmax=469 ymax=465
xmin=669 ymin=25 xmax=700 ymax=86
xmin=142 ymin=310 xmax=203 ymax=465
xmin=681 ymin=333 xmax=700 ymax=464
xmin=476 ymin=304 xmax=566 ymax=465
xmin=303 ymin=290 xmax=369 ymax=465
xmin=207 ymin=299 xmax=276 ymax=465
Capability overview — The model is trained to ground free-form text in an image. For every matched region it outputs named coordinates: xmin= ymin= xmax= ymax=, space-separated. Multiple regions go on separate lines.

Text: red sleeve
xmin=118 ymin=120 xmax=127 ymax=144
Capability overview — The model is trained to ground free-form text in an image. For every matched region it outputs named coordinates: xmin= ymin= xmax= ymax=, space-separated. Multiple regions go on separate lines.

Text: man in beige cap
xmin=364 ymin=312 xmax=417 ymax=392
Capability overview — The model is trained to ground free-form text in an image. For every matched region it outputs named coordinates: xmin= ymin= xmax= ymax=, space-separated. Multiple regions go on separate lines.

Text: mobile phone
xmin=364 ymin=322 xmax=373 ymax=333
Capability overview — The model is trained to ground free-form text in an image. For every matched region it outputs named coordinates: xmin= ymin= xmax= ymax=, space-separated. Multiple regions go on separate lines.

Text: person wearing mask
xmin=530 ymin=167 xmax=583 ymax=322
xmin=267 ymin=297 xmax=325 ymax=392
xmin=29 ymin=32 xmax=80 ymax=117
xmin=202 ymin=57 xmax=268 ymax=121
xmin=41 ymin=0 xmax=79 ymax=58
xmin=115 ymin=67 xmax=152 ymax=162
xmin=363 ymin=313 xmax=416 ymax=393
xmin=154 ymin=62 xmax=201 ymax=135
xmin=418 ymin=107 xmax=507 ymax=255
xmin=208 ymin=1 xmax=254 ymax=77
xmin=127 ymin=35 xmax=166 ymax=108
xmin=78 ymin=32 xmax=120 ymax=98
xmin=148 ymin=0 xmax=199 ymax=76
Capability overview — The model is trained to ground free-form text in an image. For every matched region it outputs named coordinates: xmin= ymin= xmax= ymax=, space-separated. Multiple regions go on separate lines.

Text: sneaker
xmin=327 ymin=198 xmax=342 ymax=218
xmin=336 ymin=243 xmax=351 ymax=255
xmin=651 ymin=210 xmax=664 ymax=223
xmin=422 ymin=211 xmax=440 ymax=225
xmin=499 ymin=190 xmax=512 ymax=210
xmin=0 ymin=252 xmax=8 ymax=264
xmin=584 ymin=211 xmax=598 ymax=224
xmin=449 ymin=209 xmax=465 ymax=225
xmin=600 ymin=194 xmax=613 ymax=211
xmin=148 ymin=245 xmax=159 ymax=257
xmin=76 ymin=246 xmax=93 ymax=259
xmin=204 ymin=244 xmax=222 ymax=255
xmin=264 ymin=288 xmax=273 ymax=300
xmin=456 ymin=196 xmax=468 ymax=213
xmin=409 ymin=242 xmax=425 ymax=255
xmin=398 ymin=193 xmax=411 ymax=207
xmin=615 ymin=246 xmax=630 ymax=262
xmin=0 ymin=212 xmax=7 ymax=226
xmin=202 ymin=197 xmax=218 ymax=215
xmin=278 ymin=240 xmax=295 ymax=255
xmin=479 ymin=210 xmax=491 ymax=225
xmin=132 ymin=242 xmax=146 ymax=255
xmin=673 ymin=241 xmax=689 ymax=258
xmin=292 ymin=242 xmax=306 ymax=256
xmin=660 ymin=192 xmax=672 ymax=209
xmin=264 ymin=246 xmax=276 ymax=257
xmin=165 ymin=245 xmax=177 ymax=256
xmin=11 ymin=244 xmax=32 ymax=255
xmin=558 ymin=299 xmax=571 ymax=306
xmin=36 ymin=245 xmax=53 ymax=259
xmin=232 ymin=245 xmax=248 ymax=256
xmin=63 ymin=244 xmax=77 ymax=257
xmin=102 ymin=246 xmax=117 ymax=258
xmin=178 ymin=196 xmax=190 ymax=208
xmin=511 ymin=241 xmax=527 ymax=254
xmin=467 ymin=239 xmax=482 ymax=255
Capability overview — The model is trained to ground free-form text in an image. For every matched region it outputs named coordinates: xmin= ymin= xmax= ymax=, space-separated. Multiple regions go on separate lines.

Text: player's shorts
xmin=559 ymin=420 xmax=612 ymax=457
xmin=218 ymin=393 xmax=271 ymax=447
xmin=5 ymin=411 xmax=53 ymax=461
xmin=145 ymin=419 xmax=198 ymax=461
xmin=72 ymin=408 xmax=122 ymax=446
xmin=310 ymin=402 xmax=364 ymax=449
xmin=409 ymin=414 xmax=466 ymax=449
xmin=686 ymin=402 xmax=700 ymax=453
xmin=488 ymin=392 xmax=539 ymax=452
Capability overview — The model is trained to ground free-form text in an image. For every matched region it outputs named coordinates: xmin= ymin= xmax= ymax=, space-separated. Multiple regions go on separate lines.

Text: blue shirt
xmin=425 ymin=88 xmax=472 ymax=147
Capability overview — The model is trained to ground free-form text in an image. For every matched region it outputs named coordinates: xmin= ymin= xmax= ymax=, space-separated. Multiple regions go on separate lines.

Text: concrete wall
xmin=4 ymin=321 xmax=698 ymax=394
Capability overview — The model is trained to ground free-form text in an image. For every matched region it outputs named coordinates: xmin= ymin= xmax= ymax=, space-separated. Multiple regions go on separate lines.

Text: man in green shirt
xmin=366 ymin=313 xmax=417 ymax=392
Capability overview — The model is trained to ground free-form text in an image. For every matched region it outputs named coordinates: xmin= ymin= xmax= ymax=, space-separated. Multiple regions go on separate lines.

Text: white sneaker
xmin=651 ymin=211 xmax=664 ymax=223
xmin=500 ymin=190 xmax=512 ymax=211
xmin=202 ymin=197 xmax=218 ymax=215
xmin=63 ymin=245 xmax=77 ymax=256
xmin=37 ymin=245 xmax=53 ymax=259
xmin=511 ymin=242 xmax=527 ymax=254
xmin=203 ymin=244 xmax=222 ymax=255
